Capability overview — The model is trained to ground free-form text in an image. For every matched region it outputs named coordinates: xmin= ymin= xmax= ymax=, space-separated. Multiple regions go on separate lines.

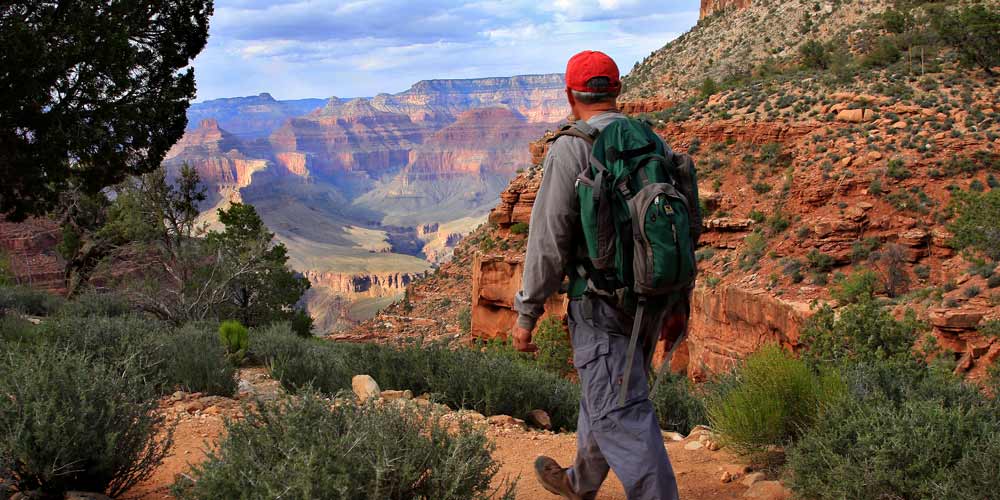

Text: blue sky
xmin=192 ymin=0 xmax=700 ymax=101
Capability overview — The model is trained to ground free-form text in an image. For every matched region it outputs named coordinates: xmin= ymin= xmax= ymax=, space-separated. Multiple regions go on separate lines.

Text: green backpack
xmin=553 ymin=117 xmax=700 ymax=406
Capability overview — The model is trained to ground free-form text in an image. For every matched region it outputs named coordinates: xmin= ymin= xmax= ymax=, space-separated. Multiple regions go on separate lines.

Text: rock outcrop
xmin=700 ymin=0 xmax=753 ymax=19
xmin=0 ymin=217 xmax=64 ymax=294
xmin=185 ymin=93 xmax=325 ymax=139
xmin=304 ymin=271 xmax=418 ymax=297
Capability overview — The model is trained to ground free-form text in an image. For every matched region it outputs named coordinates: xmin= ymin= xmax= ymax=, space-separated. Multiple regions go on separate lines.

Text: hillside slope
xmin=347 ymin=0 xmax=1000 ymax=382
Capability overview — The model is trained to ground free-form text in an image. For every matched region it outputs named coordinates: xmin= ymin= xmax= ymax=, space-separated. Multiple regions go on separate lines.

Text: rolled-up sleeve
xmin=513 ymin=139 xmax=581 ymax=331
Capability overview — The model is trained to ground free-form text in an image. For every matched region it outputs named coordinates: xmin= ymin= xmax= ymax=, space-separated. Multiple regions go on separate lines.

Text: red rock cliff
xmin=700 ymin=0 xmax=754 ymax=20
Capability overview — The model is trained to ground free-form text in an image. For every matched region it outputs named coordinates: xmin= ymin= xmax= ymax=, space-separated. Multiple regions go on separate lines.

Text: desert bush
xmin=788 ymin=364 xmax=1000 ymax=499
xmin=830 ymin=269 xmax=880 ymax=304
xmin=0 ymin=252 xmax=11 ymax=286
xmin=0 ymin=315 xmax=36 ymax=344
xmin=931 ymin=4 xmax=1000 ymax=75
xmin=267 ymin=337 xmax=581 ymax=430
xmin=800 ymin=298 xmax=923 ymax=368
xmin=805 ymin=249 xmax=835 ymax=273
xmin=706 ymin=345 xmax=846 ymax=456
xmin=534 ymin=316 xmax=573 ymax=377
xmin=218 ymin=319 xmax=249 ymax=364
xmin=173 ymin=391 xmax=514 ymax=500
xmin=56 ymin=289 xmax=132 ymax=318
xmin=0 ymin=344 xmax=170 ymax=497
xmin=458 ymin=306 xmax=472 ymax=333
xmin=161 ymin=324 xmax=237 ymax=396
xmin=799 ymin=40 xmax=831 ymax=70
xmin=39 ymin=315 xmax=234 ymax=396
xmin=509 ymin=222 xmax=529 ymax=235
xmin=949 ymin=189 xmax=1000 ymax=260
xmin=0 ymin=285 xmax=65 ymax=317
xmin=651 ymin=371 xmax=708 ymax=434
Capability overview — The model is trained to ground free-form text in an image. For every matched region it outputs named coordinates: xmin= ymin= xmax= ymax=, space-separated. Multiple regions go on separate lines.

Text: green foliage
xmin=978 ymin=320 xmax=1000 ymax=338
xmin=509 ymin=222 xmax=529 ymax=235
xmin=788 ymin=363 xmax=1000 ymax=499
xmin=162 ymin=324 xmax=238 ymax=396
xmin=799 ymin=40 xmax=831 ymax=70
xmin=830 ymin=269 xmax=880 ymax=304
xmin=949 ymin=189 xmax=1000 ymax=260
xmin=801 ymin=298 xmax=923 ymax=368
xmin=706 ymin=345 xmax=846 ymax=456
xmin=458 ymin=306 xmax=472 ymax=334
xmin=254 ymin=331 xmax=580 ymax=430
xmin=0 ymin=1 xmax=213 ymax=220
xmin=56 ymin=289 xmax=131 ymax=318
xmin=39 ymin=314 xmax=235 ymax=397
xmin=0 ymin=343 xmax=171 ymax=497
xmin=805 ymin=249 xmax=836 ymax=273
xmin=651 ymin=371 xmax=708 ymax=434
xmin=862 ymin=37 xmax=902 ymax=68
xmin=218 ymin=320 xmax=249 ymax=365
xmin=880 ymin=8 xmax=914 ymax=34
xmin=207 ymin=203 xmax=312 ymax=327
xmin=931 ymin=5 xmax=1000 ymax=75
xmin=0 ymin=251 xmax=11 ymax=286
xmin=699 ymin=77 xmax=719 ymax=98
xmin=173 ymin=392 xmax=514 ymax=500
xmin=533 ymin=316 xmax=573 ymax=377
xmin=738 ymin=231 xmax=768 ymax=271
xmin=0 ymin=285 xmax=65 ymax=317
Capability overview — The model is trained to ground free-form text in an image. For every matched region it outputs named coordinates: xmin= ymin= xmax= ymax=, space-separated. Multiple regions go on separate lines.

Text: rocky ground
xmin=126 ymin=368 xmax=789 ymax=500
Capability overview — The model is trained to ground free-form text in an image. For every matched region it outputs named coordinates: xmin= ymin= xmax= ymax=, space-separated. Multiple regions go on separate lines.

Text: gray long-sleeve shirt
xmin=513 ymin=111 xmax=629 ymax=330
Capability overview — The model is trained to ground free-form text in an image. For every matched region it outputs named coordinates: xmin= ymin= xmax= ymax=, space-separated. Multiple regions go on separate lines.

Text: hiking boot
xmin=534 ymin=456 xmax=582 ymax=500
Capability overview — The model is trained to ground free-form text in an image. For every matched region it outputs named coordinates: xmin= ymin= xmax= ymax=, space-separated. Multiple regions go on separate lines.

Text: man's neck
xmin=576 ymin=105 xmax=618 ymax=121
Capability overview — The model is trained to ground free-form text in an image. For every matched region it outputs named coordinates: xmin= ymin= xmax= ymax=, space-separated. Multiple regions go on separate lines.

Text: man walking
xmin=513 ymin=50 xmax=696 ymax=500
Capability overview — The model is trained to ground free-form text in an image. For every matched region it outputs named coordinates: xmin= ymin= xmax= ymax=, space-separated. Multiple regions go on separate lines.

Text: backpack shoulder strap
xmin=547 ymin=120 xmax=600 ymax=145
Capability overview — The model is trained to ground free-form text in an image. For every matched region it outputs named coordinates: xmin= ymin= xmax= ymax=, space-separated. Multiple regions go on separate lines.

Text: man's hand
xmin=512 ymin=326 xmax=538 ymax=353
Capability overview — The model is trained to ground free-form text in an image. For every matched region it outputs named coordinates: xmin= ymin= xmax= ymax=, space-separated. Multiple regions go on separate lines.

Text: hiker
xmin=512 ymin=50 xmax=701 ymax=500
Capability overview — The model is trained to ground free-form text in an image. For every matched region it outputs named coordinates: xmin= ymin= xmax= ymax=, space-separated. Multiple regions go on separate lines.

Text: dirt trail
xmin=129 ymin=370 xmax=754 ymax=500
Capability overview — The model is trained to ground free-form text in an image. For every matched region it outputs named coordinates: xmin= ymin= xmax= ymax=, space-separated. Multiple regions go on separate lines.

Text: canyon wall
xmin=700 ymin=0 xmax=753 ymax=19
xmin=0 ymin=217 xmax=65 ymax=294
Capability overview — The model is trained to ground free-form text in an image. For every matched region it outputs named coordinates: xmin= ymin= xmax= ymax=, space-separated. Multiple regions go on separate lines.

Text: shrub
xmin=801 ymin=298 xmax=923 ymax=368
xmin=509 ymin=222 xmax=529 ymax=235
xmin=831 ymin=269 xmax=880 ymax=304
xmin=699 ymin=77 xmax=719 ymax=98
xmin=173 ymin=392 xmax=514 ymax=500
xmin=161 ymin=324 xmax=237 ymax=396
xmin=458 ymin=306 xmax=472 ymax=333
xmin=534 ymin=316 xmax=573 ymax=377
xmin=0 ymin=315 xmax=36 ymax=344
xmin=0 ymin=285 xmax=65 ymax=317
xmin=651 ymin=371 xmax=708 ymax=434
xmin=949 ymin=189 xmax=1000 ymax=260
xmin=56 ymin=289 xmax=131 ymax=318
xmin=266 ymin=338 xmax=581 ymax=430
xmin=805 ymin=249 xmax=835 ymax=273
xmin=931 ymin=5 xmax=1000 ymax=75
xmin=738 ymin=232 xmax=768 ymax=271
xmin=788 ymin=364 xmax=1000 ymax=499
xmin=0 ymin=252 xmax=11 ymax=286
xmin=989 ymin=274 xmax=1000 ymax=289
xmin=799 ymin=40 xmax=830 ymax=70
xmin=873 ymin=244 xmax=911 ymax=298
xmin=218 ymin=320 xmax=249 ymax=364
xmin=0 ymin=344 xmax=170 ymax=497
xmin=964 ymin=285 xmax=981 ymax=298
xmin=707 ymin=346 xmax=845 ymax=456
xmin=289 ymin=308 xmax=314 ymax=337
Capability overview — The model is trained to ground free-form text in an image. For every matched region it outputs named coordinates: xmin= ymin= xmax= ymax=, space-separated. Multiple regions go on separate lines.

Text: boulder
xmin=835 ymin=108 xmax=874 ymax=123
xmin=527 ymin=409 xmax=552 ymax=430
xmin=351 ymin=374 xmax=381 ymax=401
xmin=741 ymin=472 xmax=767 ymax=487
xmin=929 ymin=309 xmax=985 ymax=331
xmin=684 ymin=441 xmax=704 ymax=451
xmin=380 ymin=389 xmax=412 ymax=400
xmin=743 ymin=481 xmax=793 ymax=499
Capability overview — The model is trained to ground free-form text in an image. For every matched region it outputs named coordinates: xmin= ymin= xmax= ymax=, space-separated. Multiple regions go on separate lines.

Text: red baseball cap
xmin=565 ymin=50 xmax=621 ymax=93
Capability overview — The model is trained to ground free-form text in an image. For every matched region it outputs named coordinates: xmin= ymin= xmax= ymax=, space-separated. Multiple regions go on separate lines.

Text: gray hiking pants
xmin=566 ymin=298 xmax=680 ymax=500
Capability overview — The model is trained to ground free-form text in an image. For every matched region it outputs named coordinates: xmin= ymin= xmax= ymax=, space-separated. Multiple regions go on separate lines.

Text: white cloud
xmin=192 ymin=0 xmax=700 ymax=100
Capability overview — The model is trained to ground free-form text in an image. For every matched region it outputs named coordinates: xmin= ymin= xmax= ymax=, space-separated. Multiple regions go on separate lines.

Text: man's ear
xmin=565 ymin=88 xmax=577 ymax=116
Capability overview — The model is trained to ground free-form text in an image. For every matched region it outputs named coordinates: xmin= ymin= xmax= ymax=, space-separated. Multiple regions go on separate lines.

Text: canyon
xmin=164 ymin=74 xmax=567 ymax=333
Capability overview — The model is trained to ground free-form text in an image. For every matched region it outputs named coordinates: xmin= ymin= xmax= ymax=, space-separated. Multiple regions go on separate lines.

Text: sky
xmin=192 ymin=0 xmax=701 ymax=101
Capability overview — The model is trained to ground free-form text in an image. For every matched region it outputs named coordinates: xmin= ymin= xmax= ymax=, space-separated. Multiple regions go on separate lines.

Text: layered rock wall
xmin=304 ymin=271 xmax=419 ymax=297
